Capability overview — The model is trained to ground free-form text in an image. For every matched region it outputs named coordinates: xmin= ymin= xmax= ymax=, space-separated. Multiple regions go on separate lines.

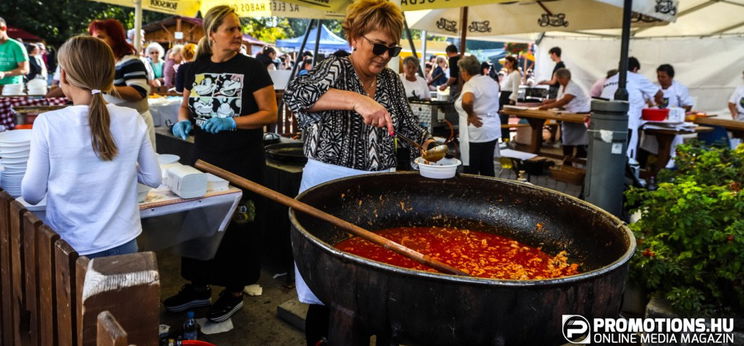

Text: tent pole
xmin=134 ymin=0 xmax=143 ymax=54
xmin=459 ymin=6 xmax=468 ymax=54
xmin=312 ymin=21 xmax=323 ymax=65
xmin=403 ymin=18 xmax=423 ymax=77
xmin=288 ymin=19 xmax=316 ymax=84
xmin=421 ymin=30 xmax=428 ymax=73
xmin=615 ymin=0 xmax=632 ymax=101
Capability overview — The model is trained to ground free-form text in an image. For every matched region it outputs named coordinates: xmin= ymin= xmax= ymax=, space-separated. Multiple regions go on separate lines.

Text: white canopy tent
xmin=405 ymin=0 xmax=674 ymax=38
xmin=527 ymin=0 xmax=744 ymax=115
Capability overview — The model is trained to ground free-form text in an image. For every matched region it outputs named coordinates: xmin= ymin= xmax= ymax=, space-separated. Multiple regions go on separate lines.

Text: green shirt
xmin=0 ymin=38 xmax=28 ymax=85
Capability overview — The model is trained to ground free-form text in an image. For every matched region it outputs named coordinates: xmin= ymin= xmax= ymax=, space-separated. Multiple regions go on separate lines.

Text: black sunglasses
xmin=362 ymin=36 xmax=402 ymax=57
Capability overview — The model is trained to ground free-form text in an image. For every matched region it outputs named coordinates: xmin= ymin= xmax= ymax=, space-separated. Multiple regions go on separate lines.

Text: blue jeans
xmin=86 ymin=239 xmax=139 ymax=259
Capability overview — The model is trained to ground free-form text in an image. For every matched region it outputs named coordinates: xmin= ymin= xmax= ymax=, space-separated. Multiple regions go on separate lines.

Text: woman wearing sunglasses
xmin=284 ymin=0 xmax=429 ymax=344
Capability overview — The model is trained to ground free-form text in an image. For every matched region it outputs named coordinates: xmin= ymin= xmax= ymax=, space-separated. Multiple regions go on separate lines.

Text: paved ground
xmin=157 ymin=250 xmax=305 ymax=345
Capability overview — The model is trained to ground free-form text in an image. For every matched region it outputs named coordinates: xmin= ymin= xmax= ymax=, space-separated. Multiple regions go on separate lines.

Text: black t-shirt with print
xmin=185 ymin=54 xmax=273 ymax=181
xmin=185 ymin=54 xmax=272 ymax=155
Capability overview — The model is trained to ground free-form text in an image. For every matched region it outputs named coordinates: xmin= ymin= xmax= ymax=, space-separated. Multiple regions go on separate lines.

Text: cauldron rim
xmin=290 ymin=172 xmax=636 ymax=287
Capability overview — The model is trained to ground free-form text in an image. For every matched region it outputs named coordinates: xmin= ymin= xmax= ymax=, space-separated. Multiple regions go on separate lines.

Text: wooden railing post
xmin=96 ymin=311 xmax=128 ymax=346
xmin=55 ymin=240 xmax=80 ymax=346
xmin=37 ymin=224 xmax=60 ymax=346
xmin=80 ymin=252 xmax=159 ymax=346
xmin=9 ymin=200 xmax=28 ymax=345
xmin=22 ymin=211 xmax=42 ymax=346
xmin=0 ymin=190 xmax=14 ymax=346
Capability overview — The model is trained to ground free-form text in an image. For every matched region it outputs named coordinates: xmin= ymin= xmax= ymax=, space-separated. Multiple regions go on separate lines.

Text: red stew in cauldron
xmin=335 ymin=227 xmax=580 ymax=280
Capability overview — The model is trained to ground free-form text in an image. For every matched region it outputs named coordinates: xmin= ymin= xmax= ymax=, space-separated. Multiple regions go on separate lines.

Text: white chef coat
xmin=558 ymin=80 xmax=590 ymax=146
xmin=658 ymin=80 xmax=693 ymax=109
xmin=455 ymin=75 xmax=501 ymax=165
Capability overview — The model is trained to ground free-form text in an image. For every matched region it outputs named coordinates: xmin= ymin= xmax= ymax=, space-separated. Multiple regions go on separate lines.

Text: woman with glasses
xmin=284 ymin=0 xmax=428 ymax=343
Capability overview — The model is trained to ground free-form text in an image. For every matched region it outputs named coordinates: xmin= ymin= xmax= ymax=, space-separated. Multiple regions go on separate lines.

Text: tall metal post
xmin=586 ymin=0 xmax=633 ymax=217
xmin=312 ymin=21 xmax=323 ymax=66
xmin=288 ymin=19 xmax=316 ymax=84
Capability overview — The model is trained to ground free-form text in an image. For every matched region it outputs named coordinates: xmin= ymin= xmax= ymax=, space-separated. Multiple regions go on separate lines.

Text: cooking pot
xmin=290 ymin=172 xmax=635 ymax=345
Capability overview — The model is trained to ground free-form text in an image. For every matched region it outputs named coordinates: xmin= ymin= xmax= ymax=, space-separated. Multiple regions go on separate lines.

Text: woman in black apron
xmin=164 ymin=5 xmax=278 ymax=323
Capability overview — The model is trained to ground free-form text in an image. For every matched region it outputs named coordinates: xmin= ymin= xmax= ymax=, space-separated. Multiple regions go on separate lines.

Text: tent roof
xmin=504 ymin=0 xmax=744 ymax=39
xmin=7 ymin=27 xmax=42 ymax=42
xmin=243 ymin=34 xmax=267 ymax=46
xmin=275 ymin=24 xmax=349 ymax=52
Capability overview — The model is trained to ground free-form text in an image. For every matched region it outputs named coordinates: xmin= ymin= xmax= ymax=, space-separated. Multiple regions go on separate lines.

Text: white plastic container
xmin=166 ymin=165 xmax=207 ymax=199
xmin=414 ymin=157 xmax=461 ymax=179
xmin=667 ymin=107 xmax=686 ymax=123
xmin=157 ymin=154 xmax=181 ymax=181
xmin=206 ymin=173 xmax=229 ymax=192
xmin=436 ymin=87 xmax=450 ymax=101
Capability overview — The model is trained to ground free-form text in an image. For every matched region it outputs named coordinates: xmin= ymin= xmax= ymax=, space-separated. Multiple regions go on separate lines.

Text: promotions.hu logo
xmin=563 ymin=315 xmax=591 ymax=344
xmin=436 ymin=18 xmax=458 ymax=33
xmin=562 ymin=314 xmax=736 ymax=344
xmin=537 ymin=13 xmax=569 ymax=27
xmin=149 ymin=0 xmax=178 ymax=11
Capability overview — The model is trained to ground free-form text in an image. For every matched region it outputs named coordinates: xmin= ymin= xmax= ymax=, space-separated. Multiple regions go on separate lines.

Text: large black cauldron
xmin=290 ymin=173 xmax=635 ymax=345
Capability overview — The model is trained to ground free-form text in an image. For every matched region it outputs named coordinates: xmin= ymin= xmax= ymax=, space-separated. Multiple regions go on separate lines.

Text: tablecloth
xmin=0 ymin=96 xmax=68 ymax=131
xmin=16 ymin=185 xmax=242 ymax=260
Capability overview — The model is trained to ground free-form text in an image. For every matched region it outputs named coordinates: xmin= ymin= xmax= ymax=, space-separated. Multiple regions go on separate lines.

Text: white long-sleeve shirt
xmin=502 ymin=70 xmax=521 ymax=102
xmin=22 ymin=104 xmax=161 ymax=255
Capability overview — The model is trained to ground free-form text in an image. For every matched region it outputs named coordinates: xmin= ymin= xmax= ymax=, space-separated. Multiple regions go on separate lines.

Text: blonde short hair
xmin=343 ymin=0 xmax=403 ymax=44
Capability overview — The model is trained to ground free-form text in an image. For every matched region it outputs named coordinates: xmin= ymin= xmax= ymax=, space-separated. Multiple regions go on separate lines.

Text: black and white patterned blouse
xmin=284 ymin=55 xmax=428 ymax=171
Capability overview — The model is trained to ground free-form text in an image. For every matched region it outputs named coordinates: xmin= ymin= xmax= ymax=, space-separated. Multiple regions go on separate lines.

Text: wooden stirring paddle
xmin=195 ymin=159 xmax=468 ymax=276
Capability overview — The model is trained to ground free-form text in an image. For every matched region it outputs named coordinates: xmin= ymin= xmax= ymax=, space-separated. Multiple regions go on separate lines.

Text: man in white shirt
xmin=539 ymin=68 xmax=589 ymax=165
xmin=656 ymin=64 xmax=693 ymax=111
xmin=601 ymin=57 xmax=663 ymax=159
xmin=729 ymin=71 xmax=744 ymax=121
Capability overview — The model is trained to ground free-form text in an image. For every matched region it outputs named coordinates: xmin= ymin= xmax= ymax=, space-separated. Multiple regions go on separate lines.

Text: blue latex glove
xmin=202 ymin=117 xmax=237 ymax=134
xmin=172 ymin=120 xmax=192 ymax=140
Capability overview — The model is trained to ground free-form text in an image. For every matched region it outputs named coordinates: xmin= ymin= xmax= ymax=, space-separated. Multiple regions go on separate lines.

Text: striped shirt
xmin=104 ymin=55 xmax=150 ymax=114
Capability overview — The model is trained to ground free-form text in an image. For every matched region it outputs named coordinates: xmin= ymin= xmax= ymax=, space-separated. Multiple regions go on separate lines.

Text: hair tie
xmin=91 ymin=89 xmax=101 ymax=95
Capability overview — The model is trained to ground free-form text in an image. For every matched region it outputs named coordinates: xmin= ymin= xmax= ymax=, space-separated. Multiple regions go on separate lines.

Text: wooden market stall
xmin=143 ymin=16 xmax=204 ymax=47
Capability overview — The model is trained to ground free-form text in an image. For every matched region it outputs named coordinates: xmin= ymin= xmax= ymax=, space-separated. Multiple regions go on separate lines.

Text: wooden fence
xmin=0 ymin=189 xmax=160 ymax=346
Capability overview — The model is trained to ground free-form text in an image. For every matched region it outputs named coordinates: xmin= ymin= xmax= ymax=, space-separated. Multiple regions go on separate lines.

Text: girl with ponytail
xmin=22 ymin=35 xmax=161 ymax=258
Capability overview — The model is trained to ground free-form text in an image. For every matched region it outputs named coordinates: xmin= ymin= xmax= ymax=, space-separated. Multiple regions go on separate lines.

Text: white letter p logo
xmin=562 ymin=315 xmax=590 ymax=344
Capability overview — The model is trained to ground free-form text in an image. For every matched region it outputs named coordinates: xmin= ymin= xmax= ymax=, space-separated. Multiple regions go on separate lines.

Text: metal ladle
xmin=397 ymin=134 xmax=448 ymax=162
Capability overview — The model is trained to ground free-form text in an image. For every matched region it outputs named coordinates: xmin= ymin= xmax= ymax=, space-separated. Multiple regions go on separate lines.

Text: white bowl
xmin=158 ymin=154 xmax=180 ymax=165
xmin=414 ymin=157 xmax=461 ymax=179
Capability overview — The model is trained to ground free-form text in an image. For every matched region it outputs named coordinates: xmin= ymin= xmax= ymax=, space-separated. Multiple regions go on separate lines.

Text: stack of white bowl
xmin=26 ymin=79 xmax=47 ymax=96
xmin=2 ymin=84 xmax=25 ymax=96
xmin=0 ymin=130 xmax=32 ymax=196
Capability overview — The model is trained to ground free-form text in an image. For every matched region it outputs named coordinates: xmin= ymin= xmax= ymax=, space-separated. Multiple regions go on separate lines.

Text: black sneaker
xmin=163 ymin=284 xmax=211 ymax=312
xmin=207 ymin=290 xmax=244 ymax=322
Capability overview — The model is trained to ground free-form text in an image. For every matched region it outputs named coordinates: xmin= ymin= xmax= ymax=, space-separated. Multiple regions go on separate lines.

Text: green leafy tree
xmin=1 ymin=0 xmax=168 ymax=48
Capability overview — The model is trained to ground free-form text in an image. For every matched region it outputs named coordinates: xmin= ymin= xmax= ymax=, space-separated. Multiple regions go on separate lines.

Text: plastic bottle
xmin=182 ymin=311 xmax=198 ymax=340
